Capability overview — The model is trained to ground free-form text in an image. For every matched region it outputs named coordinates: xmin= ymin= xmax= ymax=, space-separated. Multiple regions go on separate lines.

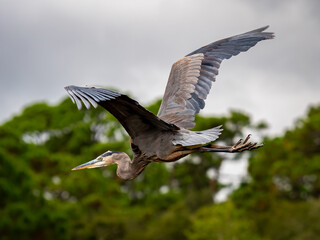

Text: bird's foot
xmin=230 ymin=134 xmax=263 ymax=153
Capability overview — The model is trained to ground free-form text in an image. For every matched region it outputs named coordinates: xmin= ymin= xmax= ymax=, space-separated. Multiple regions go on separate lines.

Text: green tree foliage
xmin=186 ymin=201 xmax=262 ymax=240
xmin=230 ymin=105 xmax=320 ymax=240
xmin=1 ymin=92 xmax=318 ymax=239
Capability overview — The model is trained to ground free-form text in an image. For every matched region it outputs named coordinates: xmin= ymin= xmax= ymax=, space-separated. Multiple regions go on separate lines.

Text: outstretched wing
xmin=65 ymin=85 xmax=179 ymax=139
xmin=157 ymin=26 xmax=274 ymax=129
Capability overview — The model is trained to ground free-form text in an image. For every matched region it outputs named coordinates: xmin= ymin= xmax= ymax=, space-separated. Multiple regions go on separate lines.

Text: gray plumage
xmin=158 ymin=26 xmax=273 ymax=129
xmin=66 ymin=26 xmax=274 ymax=180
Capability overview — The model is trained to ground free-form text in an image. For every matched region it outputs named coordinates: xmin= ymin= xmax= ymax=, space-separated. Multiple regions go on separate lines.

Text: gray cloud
xmin=0 ymin=0 xmax=319 ymax=135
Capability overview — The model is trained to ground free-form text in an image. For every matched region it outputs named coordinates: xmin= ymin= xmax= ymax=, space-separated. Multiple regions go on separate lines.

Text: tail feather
xmin=172 ymin=125 xmax=223 ymax=147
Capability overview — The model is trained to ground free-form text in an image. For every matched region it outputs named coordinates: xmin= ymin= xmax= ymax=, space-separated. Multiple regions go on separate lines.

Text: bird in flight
xmin=65 ymin=26 xmax=274 ymax=180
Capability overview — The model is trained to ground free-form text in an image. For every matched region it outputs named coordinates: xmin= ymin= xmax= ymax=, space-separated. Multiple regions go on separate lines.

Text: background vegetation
xmin=1 ymin=95 xmax=319 ymax=240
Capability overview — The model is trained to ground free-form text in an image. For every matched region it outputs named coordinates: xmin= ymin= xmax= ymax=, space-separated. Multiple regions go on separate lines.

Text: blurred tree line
xmin=0 ymin=94 xmax=319 ymax=240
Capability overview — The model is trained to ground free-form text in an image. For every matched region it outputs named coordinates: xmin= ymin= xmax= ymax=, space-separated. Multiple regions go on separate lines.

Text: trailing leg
xmin=200 ymin=134 xmax=263 ymax=153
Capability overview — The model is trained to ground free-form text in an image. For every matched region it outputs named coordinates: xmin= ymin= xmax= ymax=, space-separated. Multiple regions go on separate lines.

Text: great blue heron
xmin=65 ymin=26 xmax=273 ymax=180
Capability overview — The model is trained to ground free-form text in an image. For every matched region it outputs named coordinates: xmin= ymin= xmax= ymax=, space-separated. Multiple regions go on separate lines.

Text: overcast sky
xmin=1 ymin=0 xmax=319 ymax=135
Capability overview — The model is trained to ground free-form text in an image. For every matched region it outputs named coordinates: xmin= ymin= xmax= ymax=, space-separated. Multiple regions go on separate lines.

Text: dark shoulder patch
xmin=131 ymin=143 xmax=141 ymax=154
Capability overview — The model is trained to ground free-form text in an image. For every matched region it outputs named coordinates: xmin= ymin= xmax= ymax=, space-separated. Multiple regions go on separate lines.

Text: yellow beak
xmin=72 ymin=158 xmax=106 ymax=171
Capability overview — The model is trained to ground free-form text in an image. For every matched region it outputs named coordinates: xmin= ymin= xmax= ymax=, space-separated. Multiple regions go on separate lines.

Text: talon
xmin=243 ymin=134 xmax=251 ymax=144
xmin=250 ymin=142 xmax=257 ymax=149
xmin=252 ymin=143 xmax=264 ymax=150
xmin=234 ymin=139 xmax=243 ymax=148
xmin=230 ymin=135 xmax=263 ymax=153
xmin=239 ymin=142 xmax=253 ymax=152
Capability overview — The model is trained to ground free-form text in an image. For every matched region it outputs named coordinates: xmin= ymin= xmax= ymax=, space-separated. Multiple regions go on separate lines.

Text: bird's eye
xmin=99 ymin=157 xmax=103 ymax=160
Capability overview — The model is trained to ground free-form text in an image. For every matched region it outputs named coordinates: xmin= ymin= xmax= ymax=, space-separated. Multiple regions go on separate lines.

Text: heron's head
xmin=72 ymin=151 xmax=121 ymax=171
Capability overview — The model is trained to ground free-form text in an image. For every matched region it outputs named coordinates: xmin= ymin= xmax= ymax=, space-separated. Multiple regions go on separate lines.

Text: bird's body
xmin=65 ymin=26 xmax=274 ymax=180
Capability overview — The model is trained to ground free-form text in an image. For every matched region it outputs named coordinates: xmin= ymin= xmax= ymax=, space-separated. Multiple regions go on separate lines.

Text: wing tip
xmin=64 ymin=85 xmax=94 ymax=110
xmin=64 ymin=85 xmax=123 ymax=111
xmin=250 ymin=25 xmax=275 ymax=39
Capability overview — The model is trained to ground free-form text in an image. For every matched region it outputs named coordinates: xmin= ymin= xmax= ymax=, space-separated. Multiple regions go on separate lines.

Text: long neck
xmin=113 ymin=153 xmax=149 ymax=180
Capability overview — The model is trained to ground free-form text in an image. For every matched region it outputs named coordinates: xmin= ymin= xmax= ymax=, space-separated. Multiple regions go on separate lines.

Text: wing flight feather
xmin=157 ymin=26 xmax=274 ymax=129
xmin=65 ymin=85 xmax=179 ymax=139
